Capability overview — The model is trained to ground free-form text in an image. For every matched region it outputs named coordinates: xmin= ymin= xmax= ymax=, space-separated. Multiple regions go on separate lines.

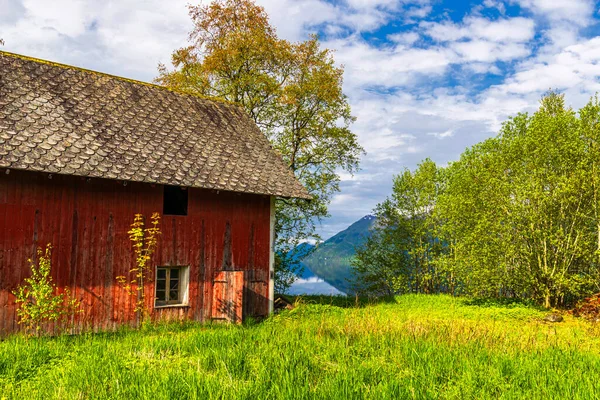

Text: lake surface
xmin=288 ymin=277 xmax=345 ymax=295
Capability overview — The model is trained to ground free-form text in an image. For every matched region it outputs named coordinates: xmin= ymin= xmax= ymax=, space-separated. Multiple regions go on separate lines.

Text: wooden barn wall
xmin=0 ymin=169 xmax=271 ymax=334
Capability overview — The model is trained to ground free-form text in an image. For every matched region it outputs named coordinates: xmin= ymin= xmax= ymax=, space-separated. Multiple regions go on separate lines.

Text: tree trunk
xmin=544 ymin=291 xmax=551 ymax=309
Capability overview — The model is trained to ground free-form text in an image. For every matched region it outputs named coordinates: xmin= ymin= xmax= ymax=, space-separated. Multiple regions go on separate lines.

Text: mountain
xmin=300 ymin=215 xmax=377 ymax=294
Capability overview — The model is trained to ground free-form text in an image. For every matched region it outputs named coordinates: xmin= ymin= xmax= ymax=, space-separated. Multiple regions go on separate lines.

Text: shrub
xmin=13 ymin=244 xmax=80 ymax=335
xmin=572 ymin=293 xmax=600 ymax=322
xmin=116 ymin=212 xmax=161 ymax=324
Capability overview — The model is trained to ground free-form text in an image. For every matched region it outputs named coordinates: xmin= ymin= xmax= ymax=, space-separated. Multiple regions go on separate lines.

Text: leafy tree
xmin=356 ymin=93 xmax=600 ymax=308
xmin=352 ymin=159 xmax=445 ymax=295
xmin=436 ymin=137 xmax=511 ymax=297
xmin=439 ymin=93 xmax=598 ymax=307
xmin=579 ymin=97 xmax=600 ymax=265
xmin=157 ymin=0 xmax=363 ymax=292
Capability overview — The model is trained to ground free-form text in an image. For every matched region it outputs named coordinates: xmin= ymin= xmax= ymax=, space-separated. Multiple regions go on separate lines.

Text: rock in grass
xmin=544 ymin=313 xmax=564 ymax=323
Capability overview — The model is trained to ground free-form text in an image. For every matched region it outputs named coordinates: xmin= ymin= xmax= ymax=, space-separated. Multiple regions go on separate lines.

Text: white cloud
xmin=259 ymin=0 xmax=338 ymax=41
xmin=387 ymin=31 xmax=420 ymax=45
xmin=495 ymin=37 xmax=600 ymax=96
xmin=465 ymin=62 xmax=502 ymax=75
xmin=329 ymin=38 xmax=455 ymax=90
xmin=422 ymin=16 xmax=535 ymax=43
xmin=428 ymin=129 xmax=454 ymax=139
xmin=509 ymin=0 xmax=594 ymax=51
xmin=451 ymin=40 xmax=530 ymax=63
xmin=513 ymin=0 xmax=595 ymax=24
xmin=261 ymin=0 xmax=433 ymax=40
xmin=405 ymin=4 xmax=432 ymax=19
xmin=345 ymin=0 xmax=400 ymax=11
xmin=1 ymin=0 xmax=191 ymax=80
xmin=483 ymin=0 xmax=506 ymax=14
xmin=20 ymin=0 xmax=93 ymax=36
xmin=331 ymin=193 xmax=360 ymax=206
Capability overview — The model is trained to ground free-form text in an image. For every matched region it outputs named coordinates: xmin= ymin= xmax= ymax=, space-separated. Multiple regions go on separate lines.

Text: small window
xmin=155 ymin=266 xmax=189 ymax=307
xmin=163 ymin=185 xmax=188 ymax=216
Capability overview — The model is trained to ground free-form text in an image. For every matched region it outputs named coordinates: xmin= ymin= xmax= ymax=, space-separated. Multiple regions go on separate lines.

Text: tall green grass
xmin=1 ymin=295 xmax=599 ymax=399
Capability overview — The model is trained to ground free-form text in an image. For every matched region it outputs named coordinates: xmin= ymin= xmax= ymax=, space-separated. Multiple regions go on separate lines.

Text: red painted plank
xmin=0 ymin=202 xmax=8 ymax=334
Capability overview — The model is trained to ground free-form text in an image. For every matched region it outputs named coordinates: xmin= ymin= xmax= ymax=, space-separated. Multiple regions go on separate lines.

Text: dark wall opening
xmin=163 ymin=185 xmax=188 ymax=216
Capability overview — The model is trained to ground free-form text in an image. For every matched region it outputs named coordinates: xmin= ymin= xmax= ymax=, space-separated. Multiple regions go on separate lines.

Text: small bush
xmin=13 ymin=244 xmax=80 ymax=335
xmin=572 ymin=293 xmax=600 ymax=321
xmin=116 ymin=212 xmax=161 ymax=324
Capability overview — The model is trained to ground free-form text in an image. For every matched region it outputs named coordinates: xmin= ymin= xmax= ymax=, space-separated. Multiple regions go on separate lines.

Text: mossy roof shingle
xmin=0 ymin=51 xmax=310 ymax=199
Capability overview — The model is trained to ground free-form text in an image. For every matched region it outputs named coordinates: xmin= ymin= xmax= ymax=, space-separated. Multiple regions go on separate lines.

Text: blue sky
xmin=2 ymin=0 xmax=600 ymax=239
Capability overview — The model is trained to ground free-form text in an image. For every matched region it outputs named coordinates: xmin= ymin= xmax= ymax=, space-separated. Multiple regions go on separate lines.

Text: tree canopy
xmin=353 ymin=93 xmax=600 ymax=308
xmin=156 ymin=0 xmax=363 ymax=292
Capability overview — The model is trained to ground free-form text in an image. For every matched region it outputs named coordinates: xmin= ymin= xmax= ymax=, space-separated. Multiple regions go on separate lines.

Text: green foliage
xmin=355 ymin=93 xmax=600 ymax=307
xmin=157 ymin=0 xmax=363 ymax=291
xmin=116 ymin=213 xmax=161 ymax=323
xmin=1 ymin=295 xmax=600 ymax=399
xmin=352 ymin=159 xmax=446 ymax=296
xmin=579 ymin=96 xmax=600 ymax=264
xmin=440 ymin=93 xmax=598 ymax=307
xmin=13 ymin=244 xmax=80 ymax=336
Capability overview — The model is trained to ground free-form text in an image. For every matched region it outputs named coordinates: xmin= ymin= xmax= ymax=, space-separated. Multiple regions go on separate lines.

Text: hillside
xmin=301 ymin=215 xmax=377 ymax=294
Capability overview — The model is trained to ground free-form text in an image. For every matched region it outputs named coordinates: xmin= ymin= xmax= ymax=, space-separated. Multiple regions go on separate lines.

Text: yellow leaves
xmin=118 ymin=213 xmax=162 ymax=323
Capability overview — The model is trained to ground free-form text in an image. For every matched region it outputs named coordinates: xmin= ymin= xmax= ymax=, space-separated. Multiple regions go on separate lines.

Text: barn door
xmin=243 ymin=269 xmax=269 ymax=319
xmin=212 ymin=271 xmax=244 ymax=324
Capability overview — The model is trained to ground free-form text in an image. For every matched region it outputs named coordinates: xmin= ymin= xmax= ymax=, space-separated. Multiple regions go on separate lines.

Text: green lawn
xmin=1 ymin=295 xmax=599 ymax=399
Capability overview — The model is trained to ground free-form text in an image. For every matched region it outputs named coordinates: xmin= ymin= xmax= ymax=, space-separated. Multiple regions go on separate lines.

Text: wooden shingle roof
xmin=0 ymin=51 xmax=310 ymax=199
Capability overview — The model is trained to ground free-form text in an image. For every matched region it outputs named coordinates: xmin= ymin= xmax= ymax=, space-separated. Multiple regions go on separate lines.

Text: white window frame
xmin=154 ymin=265 xmax=190 ymax=308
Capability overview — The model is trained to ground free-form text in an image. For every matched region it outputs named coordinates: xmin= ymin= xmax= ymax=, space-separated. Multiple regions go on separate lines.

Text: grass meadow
xmin=1 ymin=294 xmax=599 ymax=399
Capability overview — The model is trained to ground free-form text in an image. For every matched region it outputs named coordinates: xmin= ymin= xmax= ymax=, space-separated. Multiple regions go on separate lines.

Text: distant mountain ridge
xmin=300 ymin=215 xmax=377 ymax=294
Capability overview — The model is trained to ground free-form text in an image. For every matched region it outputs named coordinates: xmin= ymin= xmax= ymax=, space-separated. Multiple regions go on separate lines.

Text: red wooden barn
xmin=0 ymin=51 xmax=309 ymax=334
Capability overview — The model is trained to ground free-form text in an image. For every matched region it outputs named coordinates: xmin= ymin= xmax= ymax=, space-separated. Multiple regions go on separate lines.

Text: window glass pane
xmin=156 ymin=289 xmax=166 ymax=301
xmin=171 ymin=268 xmax=179 ymax=280
xmin=156 ymin=279 xmax=166 ymax=291
xmin=157 ymin=269 xmax=166 ymax=279
xmin=169 ymin=289 xmax=179 ymax=301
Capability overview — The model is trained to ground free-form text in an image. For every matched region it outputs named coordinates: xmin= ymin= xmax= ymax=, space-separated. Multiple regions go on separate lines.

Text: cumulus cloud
xmin=495 ymin=38 xmax=600 ymax=97
xmin=387 ymin=31 xmax=420 ymax=45
xmin=422 ymin=16 xmax=535 ymax=43
xmin=451 ymin=40 xmax=530 ymax=63
xmin=512 ymin=0 xmax=595 ymax=24
xmin=1 ymin=0 xmax=191 ymax=80
xmin=329 ymin=38 xmax=455 ymax=90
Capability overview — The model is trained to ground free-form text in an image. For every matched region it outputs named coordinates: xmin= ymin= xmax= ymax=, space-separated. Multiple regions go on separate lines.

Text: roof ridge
xmin=0 ymin=50 xmax=241 ymax=109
